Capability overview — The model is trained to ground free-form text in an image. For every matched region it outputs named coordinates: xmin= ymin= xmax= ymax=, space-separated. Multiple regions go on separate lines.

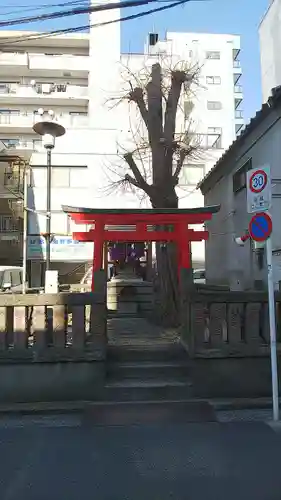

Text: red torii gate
xmin=62 ymin=205 xmax=220 ymax=291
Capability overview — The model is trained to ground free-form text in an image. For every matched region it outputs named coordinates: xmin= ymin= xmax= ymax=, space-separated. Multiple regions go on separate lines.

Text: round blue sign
xmin=248 ymin=212 xmax=272 ymax=242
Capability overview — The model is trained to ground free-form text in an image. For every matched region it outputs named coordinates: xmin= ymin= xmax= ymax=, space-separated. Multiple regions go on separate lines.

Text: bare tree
xmin=110 ymin=61 xmax=200 ymax=325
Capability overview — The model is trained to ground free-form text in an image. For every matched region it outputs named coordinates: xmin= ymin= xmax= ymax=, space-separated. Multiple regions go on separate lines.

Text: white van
xmin=0 ymin=266 xmax=24 ymax=293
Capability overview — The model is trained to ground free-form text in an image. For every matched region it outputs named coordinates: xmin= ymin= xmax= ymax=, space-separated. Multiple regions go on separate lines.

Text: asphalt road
xmin=0 ymin=413 xmax=280 ymax=500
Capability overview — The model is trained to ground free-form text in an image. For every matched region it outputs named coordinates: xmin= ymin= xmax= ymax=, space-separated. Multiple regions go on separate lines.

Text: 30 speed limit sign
xmin=249 ymin=169 xmax=268 ymax=193
xmin=246 ymin=165 xmax=271 ymax=213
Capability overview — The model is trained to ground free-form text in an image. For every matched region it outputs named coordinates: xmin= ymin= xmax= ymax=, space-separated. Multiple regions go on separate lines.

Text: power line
xmin=0 ymin=0 xmax=189 ymax=46
xmin=0 ymin=0 xmax=162 ymax=28
xmin=0 ymin=1 xmax=89 ymax=17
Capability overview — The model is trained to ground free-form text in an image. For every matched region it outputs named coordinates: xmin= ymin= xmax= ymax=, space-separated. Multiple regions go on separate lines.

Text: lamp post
xmin=33 ymin=109 xmax=65 ymax=274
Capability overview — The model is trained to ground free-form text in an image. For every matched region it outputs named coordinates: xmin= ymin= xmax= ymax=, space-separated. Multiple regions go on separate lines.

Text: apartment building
xmin=259 ymin=0 xmax=281 ymax=102
xmin=0 ymin=14 xmax=242 ymax=279
xmin=0 ymin=32 xmax=104 ymax=285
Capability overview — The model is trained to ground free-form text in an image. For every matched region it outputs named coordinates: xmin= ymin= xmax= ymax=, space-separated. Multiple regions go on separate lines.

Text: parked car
xmin=0 ymin=266 xmax=25 ymax=293
xmin=193 ymin=268 xmax=206 ymax=284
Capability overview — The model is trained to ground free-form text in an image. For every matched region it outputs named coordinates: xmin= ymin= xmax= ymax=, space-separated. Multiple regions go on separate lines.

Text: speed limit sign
xmin=249 ymin=169 xmax=268 ymax=193
xmin=246 ymin=166 xmax=271 ymax=213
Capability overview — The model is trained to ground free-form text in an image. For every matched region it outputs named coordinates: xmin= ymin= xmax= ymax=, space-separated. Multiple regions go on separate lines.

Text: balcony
xmin=0 ymin=83 xmax=88 ymax=106
xmin=28 ymin=54 xmax=89 ymax=77
xmin=0 ymin=52 xmax=28 ymax=74
xmin=0 ymin=113 xmax=34 ymax=134
xmin=3 ymin=161 xmax=25 ymax=197
xmin=0 ymin=112 xmax=89 ymax=133
xmin=235 ymin=109 xmax=243 ymax=120
xmin=0 ymin=213 xmax=22 ymax=258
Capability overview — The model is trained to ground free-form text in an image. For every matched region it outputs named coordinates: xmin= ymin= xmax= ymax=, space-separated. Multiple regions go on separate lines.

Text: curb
xmin=0 ymin=397 xmax=278 ymax=417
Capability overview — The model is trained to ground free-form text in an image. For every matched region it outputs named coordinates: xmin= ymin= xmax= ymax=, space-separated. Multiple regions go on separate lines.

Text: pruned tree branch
xmin=146 ymin=64 xmax=163 ymax=141
xmin=163 ymin=70 xmax=186 ymax=143
xmin=124 ymin=152 xmax=151 ymax=194
xmin=124 ymin=173 xmax=140 ymax=188
xmin=128 ymin=87 xmax=149 ymax=131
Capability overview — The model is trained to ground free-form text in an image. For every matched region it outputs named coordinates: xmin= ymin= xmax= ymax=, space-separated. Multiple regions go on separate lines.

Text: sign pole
xmin=266 ymin=236 xmax=279 ymax=421
xmin=246 ymin=166 xmax=279 ymax=420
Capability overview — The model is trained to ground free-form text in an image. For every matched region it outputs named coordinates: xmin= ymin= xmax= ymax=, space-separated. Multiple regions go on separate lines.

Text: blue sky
xmin=1 ymin=0 xmax=269 ymax=121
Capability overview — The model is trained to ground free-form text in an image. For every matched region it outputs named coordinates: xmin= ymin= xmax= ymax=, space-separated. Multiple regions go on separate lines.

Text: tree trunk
xmin=151 ymin=187 xmax=179 ymax=327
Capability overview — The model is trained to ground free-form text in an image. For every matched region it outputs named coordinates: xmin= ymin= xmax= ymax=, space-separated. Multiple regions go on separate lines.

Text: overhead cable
xmin=0 ymin=1 xmax=89 ymax=17
xmin=0 ymin=0 xmax=188 ymax=46
xmin=0 ymin=0 xmax=162 ymax=27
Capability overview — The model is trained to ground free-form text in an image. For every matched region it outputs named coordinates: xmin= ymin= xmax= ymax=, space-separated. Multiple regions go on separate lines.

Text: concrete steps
xmin=107 ymin=360 xmax=190 ymax=381
xmin=105 ymin=341 xmax=193 ymax=402
xmin=104 ymin=379 xmax=193 ymax=402
xmin=104 ymin=313 xmax=194 ymax=406
xmin=107 ymin=344 xmax=186 ymax=363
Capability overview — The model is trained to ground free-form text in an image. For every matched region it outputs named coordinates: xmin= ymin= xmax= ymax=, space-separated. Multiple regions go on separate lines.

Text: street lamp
xmin=33 ymin=109 xmax=65 ymax=274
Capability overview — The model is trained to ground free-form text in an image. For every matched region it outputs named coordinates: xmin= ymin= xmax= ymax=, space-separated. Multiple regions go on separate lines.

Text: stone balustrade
xmin=0 ymin=271 xmax=107 ymax=361
xmin=181 ymin=289 xmax=281 ymax=358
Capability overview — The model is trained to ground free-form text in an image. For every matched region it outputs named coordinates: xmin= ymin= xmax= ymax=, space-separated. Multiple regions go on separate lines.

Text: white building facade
xmin=259 ymin=0 xmax=281 ymax=102
xmin=0 ymin=15 xmax=243 ymax=282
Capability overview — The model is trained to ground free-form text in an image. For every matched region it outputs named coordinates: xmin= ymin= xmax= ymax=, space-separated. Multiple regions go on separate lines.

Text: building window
xmin=206 ymin=51 xmax=220 ymax=60
xmin=0 ymin=109 xmax=20 ymax=115
xmin=179 ymin=163 xmax=205 ymax=186
xmin=207 ymin=101 xmax=222 ymax=110
xmin=30 ymin=166 xmax=87 ymax=188
xmin=233 ymin=158 xmax=252 ymax=193
xmin=207 ymin=127 xmax=222 ymax=149
xmin=206 ymin=76 xmax=221 ymax=85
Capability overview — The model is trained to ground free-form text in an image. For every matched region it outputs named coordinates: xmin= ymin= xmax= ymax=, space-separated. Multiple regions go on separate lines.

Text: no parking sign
xmin=246 ymin=166 xmax=271 ymax=213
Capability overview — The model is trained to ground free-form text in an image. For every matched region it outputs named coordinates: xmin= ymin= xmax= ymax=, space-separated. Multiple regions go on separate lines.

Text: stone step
xmin=103 ymin=379 xmax=193 ymax=402
xmin=82 ymin=400 xmax=216 ymax=425
xmin=107 ymin=361 xmax=190 ymax=380
xmin=107 ymin=344 xmax=187 ymax=363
